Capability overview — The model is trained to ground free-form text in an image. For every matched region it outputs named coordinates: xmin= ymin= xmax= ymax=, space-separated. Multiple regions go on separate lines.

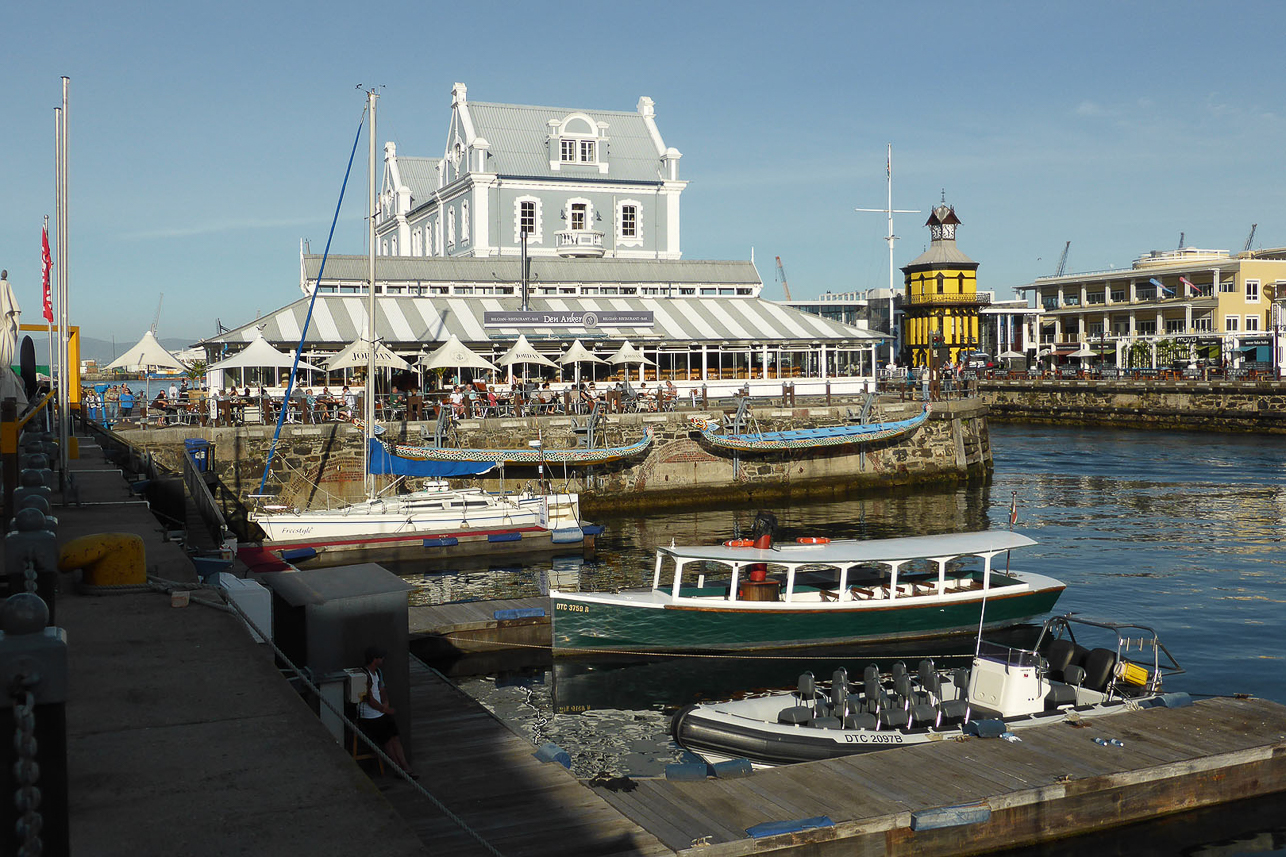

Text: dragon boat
xmin=688 ymin=406 xmax=928 ymax=453
xmin=381 ymin=428 xmax=652 ymax=466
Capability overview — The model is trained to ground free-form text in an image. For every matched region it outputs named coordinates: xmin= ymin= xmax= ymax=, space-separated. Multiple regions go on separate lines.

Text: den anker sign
xmin=484 ymin=310 xmax=654 ymax=328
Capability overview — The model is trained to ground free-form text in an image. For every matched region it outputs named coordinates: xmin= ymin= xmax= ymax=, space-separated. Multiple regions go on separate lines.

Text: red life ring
xmin=796 ymin=536 xmax=831 ymax=545
xmin=723 ymin=538 xmax=755 ymax=547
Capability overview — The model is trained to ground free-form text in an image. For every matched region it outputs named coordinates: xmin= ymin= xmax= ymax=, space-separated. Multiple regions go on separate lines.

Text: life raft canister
xmin=796 ymin=536 xmax=831 ymax=545
xmin=1116 ymin=660 xmax=1151 ymax=687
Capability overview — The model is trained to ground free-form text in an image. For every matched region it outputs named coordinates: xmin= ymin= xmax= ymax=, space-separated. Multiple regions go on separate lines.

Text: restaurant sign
xmin=483 ymin=310 xmax=653 ymax=329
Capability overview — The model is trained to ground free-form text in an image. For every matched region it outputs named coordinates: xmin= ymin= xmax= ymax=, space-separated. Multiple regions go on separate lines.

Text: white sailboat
xmin=249 ymin=89 xmax=584 ymax=566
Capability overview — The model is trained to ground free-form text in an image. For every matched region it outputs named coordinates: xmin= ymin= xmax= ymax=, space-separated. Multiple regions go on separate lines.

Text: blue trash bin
xmin=184 ymin=438 xmax=210 ymax=472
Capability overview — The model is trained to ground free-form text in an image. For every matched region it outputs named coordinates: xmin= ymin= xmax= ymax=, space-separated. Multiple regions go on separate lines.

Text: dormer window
xmin=560 ymin=138 xmax=596 ymax=164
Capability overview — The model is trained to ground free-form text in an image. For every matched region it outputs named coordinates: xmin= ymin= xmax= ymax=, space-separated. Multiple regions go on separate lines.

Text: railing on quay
xmin=3 ymin=392 xmax=60 ymax=521
xmin=181 ymin=445 xmax=231 ymax=550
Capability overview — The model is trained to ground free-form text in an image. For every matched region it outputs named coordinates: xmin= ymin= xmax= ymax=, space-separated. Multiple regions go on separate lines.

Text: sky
xmin=2 ymin=1 xmax=1284 ymax=346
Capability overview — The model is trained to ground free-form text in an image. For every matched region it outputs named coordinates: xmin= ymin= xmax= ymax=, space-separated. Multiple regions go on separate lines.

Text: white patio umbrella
xmin=207 ymin=332 xmax=323 ymax=387
xmin=420 ymin=333 xmax=499 ymax=373
xmin=498 ymin=333 xmax=557 ymax=384
xmin=0 ymin=272 xmax=25 ymax=404
xmin=558 ymin=338 xmax=605 ymax=386
xmin=606 ymin=339 xmax=655 ymax=384
xmin=325 ymin=338 xmax=412 ymax=372
xmin=1068 ymin=346 xmax=1095 ymax=362
xmin=997 ymin=349 xmax=1025 ymax=359
xmin=106 ymin=329 xmax=188 ymax=403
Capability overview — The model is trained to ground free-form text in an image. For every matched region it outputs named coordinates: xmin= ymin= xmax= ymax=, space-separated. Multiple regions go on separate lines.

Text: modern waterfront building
xmin=202 ymin=84 xmax=886 ymax=395
xmin=1016 ymin=247 xmax=1286 ymax=369
xmin=901 ymin=202 xmax=984 ymax=368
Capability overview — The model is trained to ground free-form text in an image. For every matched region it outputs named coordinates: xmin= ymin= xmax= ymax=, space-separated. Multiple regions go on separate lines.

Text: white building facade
xmin=375 ymin=83 xmax=685 ymax=263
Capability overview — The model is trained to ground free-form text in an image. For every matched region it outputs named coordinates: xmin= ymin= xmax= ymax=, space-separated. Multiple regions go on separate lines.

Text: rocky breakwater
xmin=981 ymin=378 xmax=1286 ymax=433
xmin=113 ymin=397 xmax=991 ymax=521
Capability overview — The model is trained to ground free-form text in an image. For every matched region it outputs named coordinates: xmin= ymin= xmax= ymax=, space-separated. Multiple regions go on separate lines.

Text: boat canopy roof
xmin=659 ymin=531 xmax=1037 ymax=566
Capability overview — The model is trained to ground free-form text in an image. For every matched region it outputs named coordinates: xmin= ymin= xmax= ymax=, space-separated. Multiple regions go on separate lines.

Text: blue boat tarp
xmin=746 ymin=816 xmax=834 ymax=838
xmin=367 ymin=438 xmax=495 ymax=478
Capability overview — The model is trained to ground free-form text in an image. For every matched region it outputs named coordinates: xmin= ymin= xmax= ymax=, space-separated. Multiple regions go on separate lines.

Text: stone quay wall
xmin=980 ymin=379 xmax=1286 ymax=433
xmin=118 ymin=397 xmax=991 ymax=522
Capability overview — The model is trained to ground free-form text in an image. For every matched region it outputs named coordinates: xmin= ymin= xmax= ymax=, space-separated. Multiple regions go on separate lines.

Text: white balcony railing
xmin=555 ymin=229 xmax=605 ymax=257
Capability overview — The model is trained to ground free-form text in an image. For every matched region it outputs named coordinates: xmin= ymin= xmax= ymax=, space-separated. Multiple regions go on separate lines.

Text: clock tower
xmin=900 ymin=200 xmax=983 ymax=368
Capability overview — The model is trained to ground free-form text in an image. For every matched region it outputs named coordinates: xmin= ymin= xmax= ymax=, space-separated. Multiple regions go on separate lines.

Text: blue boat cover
xmin=367 ymin=438 xmax=496 ymax=478
xmin=746 ymin=816 xmax=834 ymax=838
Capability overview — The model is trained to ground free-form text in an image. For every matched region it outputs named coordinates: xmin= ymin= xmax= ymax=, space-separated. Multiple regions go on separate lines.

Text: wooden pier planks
xmin=379 ymin=659 xmax=671 ymax=857
xmin=410 ymin=596 xmax=552 ymax=654
xmin=591 ymin=696 xmax=1286 ymax=856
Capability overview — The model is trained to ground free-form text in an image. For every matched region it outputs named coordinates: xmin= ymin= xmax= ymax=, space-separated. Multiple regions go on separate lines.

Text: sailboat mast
xmin=365 ymin=88 xmax=378 ymax=498
xmin=856 ymin=144 xmax=918 ymax=366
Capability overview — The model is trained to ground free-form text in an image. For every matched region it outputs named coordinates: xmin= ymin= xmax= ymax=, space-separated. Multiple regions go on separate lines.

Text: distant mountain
xmin=19 ymin=333 xmax=199 ymax=366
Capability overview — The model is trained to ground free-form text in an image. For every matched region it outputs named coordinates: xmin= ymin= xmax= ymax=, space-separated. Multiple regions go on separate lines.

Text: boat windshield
xmin=977 ymin=640 xmax=1041 ymax=669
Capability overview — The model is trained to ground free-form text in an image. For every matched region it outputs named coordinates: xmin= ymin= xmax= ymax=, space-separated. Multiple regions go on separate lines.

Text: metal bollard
xmin=12 ymin=471 xmax=53 ymax=517
xmin=16 ymin=496 xmax=57 ymax=534
xmin=825 ymin=380 xmax=831 ymax=406
xmin=701 ymin=385 xmax=708 ymax=408
xmin=0 ymin=593 xmax=70 ymax=857
xmin=5 ymin=509 xmax=60 ymax=624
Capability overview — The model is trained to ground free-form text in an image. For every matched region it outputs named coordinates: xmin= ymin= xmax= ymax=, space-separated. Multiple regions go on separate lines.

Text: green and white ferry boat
xmin=550 ymin=531 xmax=1064 ymax=653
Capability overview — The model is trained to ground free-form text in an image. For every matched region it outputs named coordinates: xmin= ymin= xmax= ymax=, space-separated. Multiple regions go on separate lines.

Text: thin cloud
xmin=122 ymin=215 xmax=347 ymax=241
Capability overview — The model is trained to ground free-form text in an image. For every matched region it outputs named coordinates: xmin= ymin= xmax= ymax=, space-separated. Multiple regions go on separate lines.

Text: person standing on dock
xmin=357 ymin=646 xmax=416 ymax=778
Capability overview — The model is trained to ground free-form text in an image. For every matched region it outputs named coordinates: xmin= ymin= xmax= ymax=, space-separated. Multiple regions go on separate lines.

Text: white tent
xmin=325 ymin=338 xmax=411 ymax=372
xmin=105 ymin=329 xmax=187 ymax=373
xmin=498 ymin=334 xmax=557 ymax=368
xmin=420 ymin=334 xmax=498 ymax=372
xmin=208 ymin=333 xmax=323 ymax=389
xmin=606 ymin=340 xmax=655 ymax=366
xmin=558 ymin=338 xmax=605 ymax=386
xmin=606 ymin=339 xmax=654 ymax=383
xmin=498 ymin=333 xmax=557 ymax=384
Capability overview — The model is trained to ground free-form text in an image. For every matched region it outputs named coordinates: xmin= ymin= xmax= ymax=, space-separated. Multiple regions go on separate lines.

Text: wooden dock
xmin=372 ymin=660 xmax=1286 ymax=857
xmin=409 ymin=595 xmax=552 ymax=656
xmin=591 ymin=695 xmax=1286 ymax=856
xmin=379 ymin=659 xmax=670 ymax=856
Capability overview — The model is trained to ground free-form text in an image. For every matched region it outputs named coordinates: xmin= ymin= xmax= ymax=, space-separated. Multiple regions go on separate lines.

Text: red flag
xmin=41 ymin=224 xmax=53 ymax=323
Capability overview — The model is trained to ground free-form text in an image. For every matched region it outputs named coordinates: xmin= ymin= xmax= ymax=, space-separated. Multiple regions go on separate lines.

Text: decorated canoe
xmin=382 ymin=428 xmax=652 ymax=466
xmin=688 ymin=405 xmax=929 ymax=453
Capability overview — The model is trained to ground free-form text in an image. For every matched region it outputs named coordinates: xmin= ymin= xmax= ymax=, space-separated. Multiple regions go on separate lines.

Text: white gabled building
xmin=375 ymin=83 xmax=686 ymax=262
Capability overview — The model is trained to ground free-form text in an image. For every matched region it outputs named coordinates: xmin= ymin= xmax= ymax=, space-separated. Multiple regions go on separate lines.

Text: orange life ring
xmin=723 ymin=538 xmax=755 ymax=547
xmin=796 ymin=536 xmax=831 ymax=545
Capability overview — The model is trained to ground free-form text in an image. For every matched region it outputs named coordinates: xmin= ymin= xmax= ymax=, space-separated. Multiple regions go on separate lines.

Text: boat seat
xmin=812 ymin=716 xmax=842 ymax=730
xmin=950 ymin=668 xmax=970 ymax=701
xmin=1044 ymin=639 xmax=1077 ymax=681
xmin=778 ymin=706 xmax=813 ymax=725
xmin=1082 ymin=648 xmax=1118 ymax=692
xmin=843 ymin=710 xmax=878 ymax=730
xmin=916 ymin=659 xmax=936 ymax=703
xmin=878 ymin=707 xmax=909 ymax=731
xmin=1045 ymin=684 xmax=1079 ymax=709
xmin=862 ymin=665 xmax=888 ymax=714
xmin=910 ymin=703 xmax=940 ymax=728
xmin=830 ymin=669 xmax=849 ymax=710
xmin=797 ymin=671 xmax=817 ymax=705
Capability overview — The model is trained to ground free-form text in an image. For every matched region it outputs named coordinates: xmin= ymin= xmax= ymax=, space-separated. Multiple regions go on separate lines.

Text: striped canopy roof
xmin=201 ymin=292 xmax=884 ymax=355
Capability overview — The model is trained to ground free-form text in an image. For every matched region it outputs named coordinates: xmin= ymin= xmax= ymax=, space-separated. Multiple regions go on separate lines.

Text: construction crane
xmin=1054 ymin=241 xmax=1071 ymax=277
xmin=1244 ymin=224 xmax=1258 ymax=253
xmin=149 ymin=293 xmax=164 ymax=334
xmin=775 ymin=256 xmax=793 ymax=301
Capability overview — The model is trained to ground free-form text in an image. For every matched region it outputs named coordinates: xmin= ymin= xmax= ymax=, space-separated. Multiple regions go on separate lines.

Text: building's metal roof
xmin=903 ymin=239 xmax=978 ymax=269
xmin=202 ymin=292 xmax=883 ymax=350
xmin=465 ymin=101 xmax=665 ymax=183
xmin=393 ymin=156 xmax=438 ymax=208
xmin=302 ymin=255 xmax=763 ymax=286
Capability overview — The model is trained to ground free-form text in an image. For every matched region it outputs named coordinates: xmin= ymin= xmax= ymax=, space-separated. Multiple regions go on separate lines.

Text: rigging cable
xmin=258 ymin=104 xmax=367 ymax=495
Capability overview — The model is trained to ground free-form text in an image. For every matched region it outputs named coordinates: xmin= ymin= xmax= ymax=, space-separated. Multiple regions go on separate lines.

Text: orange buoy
xmin=796 ymin=536 xmax=831 ymax=545
xmin=723 ymin=538 xmax=755 ymax=547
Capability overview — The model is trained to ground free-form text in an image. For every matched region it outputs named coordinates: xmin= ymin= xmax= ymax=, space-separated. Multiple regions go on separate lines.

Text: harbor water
xmin=410 ymin=423 xmax=1286 ymax=853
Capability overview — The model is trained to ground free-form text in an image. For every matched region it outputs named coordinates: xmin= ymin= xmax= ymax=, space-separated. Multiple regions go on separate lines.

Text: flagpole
xmin=42 ymin=216 xmax=53 ymax=384
xmin=57 ymin=77 xmax=71 ymax=482
xmin=52 ymin=107 xmax=62 ymax=434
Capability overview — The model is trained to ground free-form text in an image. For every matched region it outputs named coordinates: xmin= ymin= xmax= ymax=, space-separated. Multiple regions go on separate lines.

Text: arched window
xmin=446 ymin=206 xmax=456 ymax=249
xmin=936 ymin=273 xmax=944 ymax=294
xmin=514 ymin=196 xmax=542 ymax=243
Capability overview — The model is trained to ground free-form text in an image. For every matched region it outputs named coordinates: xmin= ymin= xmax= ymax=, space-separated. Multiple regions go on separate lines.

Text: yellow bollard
xmin=58 ymin=533 xmax=146 ymax=586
